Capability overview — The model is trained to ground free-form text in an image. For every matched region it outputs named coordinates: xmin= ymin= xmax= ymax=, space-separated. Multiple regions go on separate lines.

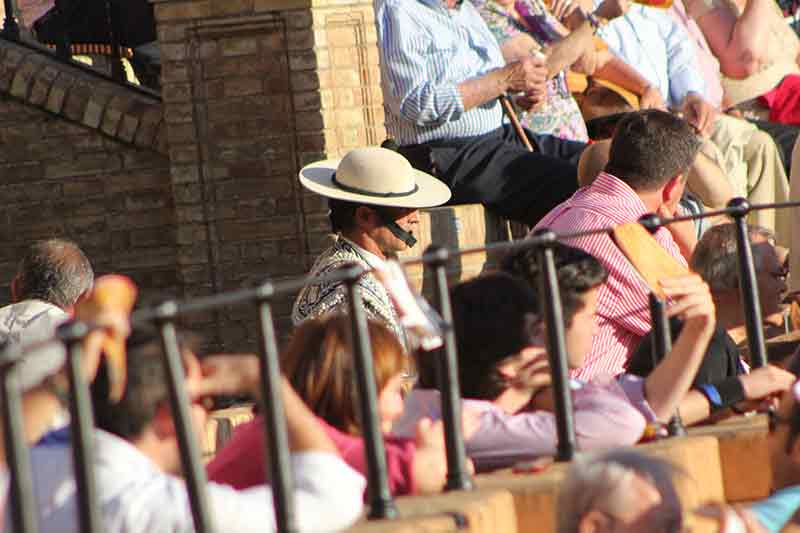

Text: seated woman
xmin=208 ymin=315 xmax=464 ymax=496
xmin=474 ymin=0 xmax=665 ymax=142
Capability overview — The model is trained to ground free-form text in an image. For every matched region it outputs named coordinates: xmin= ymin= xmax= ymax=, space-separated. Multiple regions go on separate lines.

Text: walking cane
xmin=500 ymin=94 xmax=535 ymax=152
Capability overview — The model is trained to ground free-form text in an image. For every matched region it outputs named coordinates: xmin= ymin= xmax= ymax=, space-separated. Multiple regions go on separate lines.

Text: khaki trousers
xmin=707 ymin=115 xmax=791 ymax=246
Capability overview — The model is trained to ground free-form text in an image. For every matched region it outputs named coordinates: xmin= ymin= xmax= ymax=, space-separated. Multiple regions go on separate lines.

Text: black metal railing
xmin=0 ymin=0 xmax=159 ymax=93
xmin=0 ymin=197 xmax=795 ymax=533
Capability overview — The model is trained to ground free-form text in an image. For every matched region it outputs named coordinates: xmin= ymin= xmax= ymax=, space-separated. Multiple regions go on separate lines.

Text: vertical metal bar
xmin=1 ymin=0 xmax=19 ymax=40
xmin=154 ymin=306 xmax=215 ymax=533
xmin=254 ymin=284 xmax=297 ymax=533
xmin=425 ymin=244 xmax=474 ymax=491
xmin=103 ymin=0 xmax=125 ymax=82
xmin=344 ymin=267 xmax=397 ymax=520
xmin=0 ymin=346 xmax=38 ymax=533
xmin=728 ymin=197 xmax=768 ymax=368
xmin=53 ymin=0 xmax=71 ymax=60
xmin=531 ymin=230 xmax=577 ymax=461
xmin=648 ymin=294 xmax=687 ymax=437
xmin=59 ymin=321 xmax=103 ymax=533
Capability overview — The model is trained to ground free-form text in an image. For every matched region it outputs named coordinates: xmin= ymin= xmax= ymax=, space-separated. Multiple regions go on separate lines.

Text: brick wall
xmin=0 ymin=40 xmax=175 ymax=310
xmin=153 ymin=0 xmax=387 ymax=349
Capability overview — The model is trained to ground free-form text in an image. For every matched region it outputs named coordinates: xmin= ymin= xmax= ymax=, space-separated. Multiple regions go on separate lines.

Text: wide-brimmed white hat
xmin=299 ymin=147 xmax=451 ymax=208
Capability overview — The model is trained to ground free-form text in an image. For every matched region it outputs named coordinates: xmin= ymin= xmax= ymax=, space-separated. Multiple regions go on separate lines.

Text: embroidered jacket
xmin=291 ymin=237 xmax=405 ymax=344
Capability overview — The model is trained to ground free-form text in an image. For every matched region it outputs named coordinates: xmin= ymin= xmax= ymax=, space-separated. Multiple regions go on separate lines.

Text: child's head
xmin=282 ymin=315 xmax=406 ymax=434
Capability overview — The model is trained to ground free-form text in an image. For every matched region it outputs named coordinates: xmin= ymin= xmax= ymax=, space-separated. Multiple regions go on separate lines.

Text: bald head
xmin=14 ymin=239 xmax=94 ymax=309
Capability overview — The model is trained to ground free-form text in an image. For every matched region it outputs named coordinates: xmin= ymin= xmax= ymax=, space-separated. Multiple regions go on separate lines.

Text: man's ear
xmin=10 ymin=276 xmax=20 ymax=303
xmin=354 ymin=206 xmax=379 ymax=232
xmin=151 ymin=404 xmax=176 ymax=441
xmin=661 ymin=174 xmax=684 ymax=207
xmin=578 ymin=510 xmax=611 ymax=533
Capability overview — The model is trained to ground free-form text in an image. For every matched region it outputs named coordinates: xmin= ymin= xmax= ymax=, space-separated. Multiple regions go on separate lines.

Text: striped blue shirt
xmin=375 ymin=0 xmax=507 ymax=145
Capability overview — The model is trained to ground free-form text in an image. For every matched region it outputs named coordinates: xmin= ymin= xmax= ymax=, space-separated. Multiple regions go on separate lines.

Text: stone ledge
xmin=0 ymin=39 xmax=166 ymax=154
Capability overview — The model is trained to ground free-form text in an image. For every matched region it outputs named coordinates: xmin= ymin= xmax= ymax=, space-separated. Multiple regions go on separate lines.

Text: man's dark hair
xmin=418 ymin=273 xmax=542 ymax=400
xmin=328 ymin=198 xmax=361 ymax=233
xmin=15 ymin=239 xmax=94 ymax=308
xmin=605 ymin=110 xmax=701 ymax=191
xmin=501 ymin=243 xmax=608 ymax=327
xmin=91 ymin=327 xmax=198 ymax=440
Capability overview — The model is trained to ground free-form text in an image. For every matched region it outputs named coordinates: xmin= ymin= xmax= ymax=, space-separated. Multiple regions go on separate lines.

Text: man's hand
xmin=740 ymin=364 xmax=795 ymax=402
xmin=594 ymin=0 xmax=630 ymax=20
xmin=657 ymin=204 xmax=697 ymax=260
xmin=502 ymin=54 xmax=548 ymax=96
xmin=681 ymin=92 xmax=717 ymax=137
xmin=412 ymin=417 xmax=476 ymax=493
xmin=193 ymin=353 xmax=261 ymax=401
xmin=660 ymin=274 xmax=715 ymax=332
xmin=639 ymin=85 xmax=667 ymax=110
xmin=550 ymin=0 xmax=581 ymax=21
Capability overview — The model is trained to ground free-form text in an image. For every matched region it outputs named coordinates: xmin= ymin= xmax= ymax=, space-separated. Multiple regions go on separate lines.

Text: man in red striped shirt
xmin=535 ymin=110 xmax=701 ymax=381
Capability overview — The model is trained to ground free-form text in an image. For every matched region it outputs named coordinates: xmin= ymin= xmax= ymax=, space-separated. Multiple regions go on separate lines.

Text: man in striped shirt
xmin=375 ymin=0 xmax=622 ymax=226
xmin=535 ymin=109 xmax=700 ymax=381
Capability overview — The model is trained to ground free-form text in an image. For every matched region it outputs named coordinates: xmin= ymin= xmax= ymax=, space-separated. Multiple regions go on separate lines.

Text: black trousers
xmin=748 ymin=119 xmax=800 ymax=176
xmin=398 ymin=125 xmax=586 ymax=226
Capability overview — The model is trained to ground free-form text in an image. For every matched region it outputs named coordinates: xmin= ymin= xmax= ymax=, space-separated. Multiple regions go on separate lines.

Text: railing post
xmin=343 ymin=266 xmax=398 ymax=520
xmin=425 ymin=244 xmax=474 ymax=491
xmin=727 ymin=198 xmax=768 ymax=368
xmin=1 ymin=0 xmax=19 ymax=40
xmin=0 ymin=345 xmax=39 ymax=533
xmin=154 ymin=304 xmax=215 ymax=533
xmin=102 ymin=0 xmax=125 ymax=82
xmin=648 ymin=293 xmax=687 ymax=437
xmin=58 ymin=321 xmax=103 ymax=533
xmin=53 ymin=0 xmax=71 ymax=60
xmin=531 ymin=229 xmax=577 ymax=461
xmin=254 ymin=283 xmax=297 ymax=533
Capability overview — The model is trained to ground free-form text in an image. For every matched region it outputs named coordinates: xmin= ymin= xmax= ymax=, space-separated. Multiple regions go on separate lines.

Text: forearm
xmin=458 ymin=69 xmax=508 ymax=111
xmin=644 ymin=323 xmax=714 ymax=421
xmin=546 ymin=22 xmax=596 ymax=77
xmin=593 ymin=54 xmax=653 ymax=95
xmin=677 ymin=390 xmax=713 ymax=425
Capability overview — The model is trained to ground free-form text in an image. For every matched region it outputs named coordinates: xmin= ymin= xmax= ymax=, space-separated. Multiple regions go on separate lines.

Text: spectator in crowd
xmin=595 ymin=2 xmax=792 ymax=243
xmin=392 ymin=268 xmax=714 ymax=471
xmin=789 ymin=137 xmax=800 ymax=295
xmin=375 ymin=0 xmax=612 ymax=226
xmin=208 ymin=315 xmax=466 ymax=496
xmin=630 ymin=223 xmax=787 ymax=373
xmin=557 ymin=450 xmax=683 ymax=533
xmin=667 ymin=0 xmax=800 ymax=171
xmin=0 ymin=239 xmax=94 ymax=440
xmin=292 ymin=146 xmax=450 ymax=344
xmin=24 ymin=328 xmax=366 ymax=533
xmin=535 ymin=109 xmax=700 ymax=379
xmin=473 ymin=0 xmax=648 ymax=142
xmin=677 ymin=0 xmax=800 ymax=129
xmin=504 ymin=241 xmax=793 ymax=425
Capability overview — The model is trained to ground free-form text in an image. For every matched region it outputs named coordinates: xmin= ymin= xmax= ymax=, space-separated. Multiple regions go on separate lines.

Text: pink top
xmin=534 ymin=172 xmax=686 ymax=381
xmin=668 ymin=0 xmax=724 ymax=109
xmin=392 ymin=376 xmax=651 ymax=472
xmin=207 ymin=416 xmax=418 ymax=497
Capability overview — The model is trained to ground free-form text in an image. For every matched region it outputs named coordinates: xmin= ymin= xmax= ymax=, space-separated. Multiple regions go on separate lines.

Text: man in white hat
xmin=292 ymin=147 xmax=451 ymax=341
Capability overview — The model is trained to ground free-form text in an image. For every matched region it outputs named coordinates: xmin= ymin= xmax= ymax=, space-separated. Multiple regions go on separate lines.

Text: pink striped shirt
xmin=534 ymin=172 xmax=686 ymax=380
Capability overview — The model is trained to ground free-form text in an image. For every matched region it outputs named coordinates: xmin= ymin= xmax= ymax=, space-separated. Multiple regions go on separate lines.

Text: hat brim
xmin=299 ymin=158 xmax=452 ymax=209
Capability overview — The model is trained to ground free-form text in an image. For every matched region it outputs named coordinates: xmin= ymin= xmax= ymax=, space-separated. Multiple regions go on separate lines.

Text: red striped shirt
xmin=534 ymin=172 xmax=686 ymax=380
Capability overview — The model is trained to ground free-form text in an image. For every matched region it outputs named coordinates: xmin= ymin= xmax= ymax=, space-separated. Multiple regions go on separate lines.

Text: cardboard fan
xmin=611 ymin=222 xmax=689 ymax=298
xmin=74 ymin=275 xmax=138 ymax=402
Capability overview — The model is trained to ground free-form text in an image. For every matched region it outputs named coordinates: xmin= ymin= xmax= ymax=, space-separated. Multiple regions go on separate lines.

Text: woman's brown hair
xmin=282 ymin=314 xmax=406 ymax=435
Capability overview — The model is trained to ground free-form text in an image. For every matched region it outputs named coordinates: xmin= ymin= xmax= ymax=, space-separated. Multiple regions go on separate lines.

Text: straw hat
xmin=299 ymin=147 xmax=451 ymax=209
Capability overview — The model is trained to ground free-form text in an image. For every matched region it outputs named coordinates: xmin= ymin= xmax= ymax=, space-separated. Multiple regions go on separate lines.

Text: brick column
xmin=152 ymin=0 xmax=386 ymax=349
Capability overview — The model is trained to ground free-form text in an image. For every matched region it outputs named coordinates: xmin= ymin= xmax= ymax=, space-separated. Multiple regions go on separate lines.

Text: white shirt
xmin=17 ymin=429 xmax=366 ymax=533
xmin=0 ymin=300 xmax=68 ymax=391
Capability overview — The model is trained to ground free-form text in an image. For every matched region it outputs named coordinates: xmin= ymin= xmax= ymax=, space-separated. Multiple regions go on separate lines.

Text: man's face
xmin=368 ymin=207 xmax=420 ymax=254
xmin=753 ymin=239 xmax=787 ymax=318
xmin=565 ymin=288 xmax=601 ymax=369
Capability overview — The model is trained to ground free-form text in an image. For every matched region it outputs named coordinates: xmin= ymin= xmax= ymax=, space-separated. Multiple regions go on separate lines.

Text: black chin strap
xmin=378 ymin=212 xmax=417 ymax=248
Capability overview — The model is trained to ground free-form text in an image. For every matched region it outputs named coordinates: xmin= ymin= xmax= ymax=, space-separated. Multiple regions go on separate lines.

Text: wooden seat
xmin=201 ymin=404 xmax=255 ymax=462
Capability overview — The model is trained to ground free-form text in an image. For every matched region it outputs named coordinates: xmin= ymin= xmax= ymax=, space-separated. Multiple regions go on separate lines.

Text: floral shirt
xmin=474 ymin=0 xmax=590 ymax=142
